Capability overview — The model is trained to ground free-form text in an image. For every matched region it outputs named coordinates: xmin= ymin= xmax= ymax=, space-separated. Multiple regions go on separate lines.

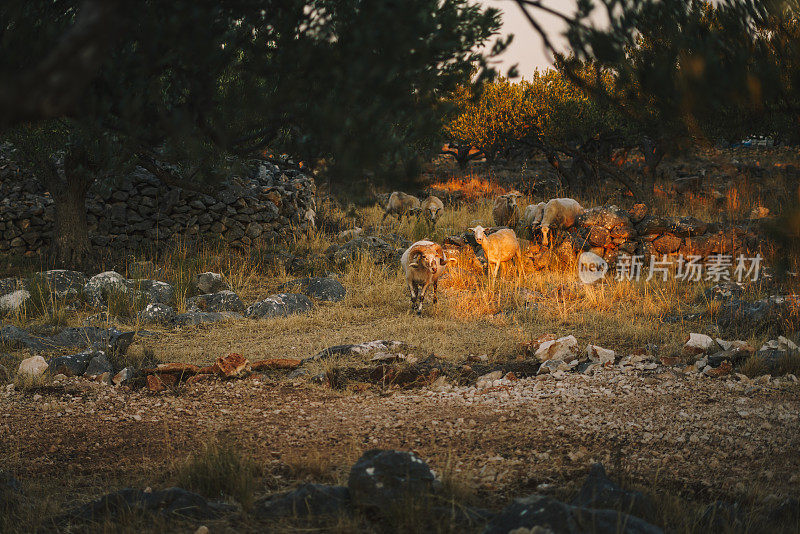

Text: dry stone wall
xmin=0 ymin=161 xmax=316 ymax=257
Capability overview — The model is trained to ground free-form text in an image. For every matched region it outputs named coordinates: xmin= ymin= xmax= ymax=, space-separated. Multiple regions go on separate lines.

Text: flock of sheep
xmin=384 ymin=191 xmax=584 ymax=314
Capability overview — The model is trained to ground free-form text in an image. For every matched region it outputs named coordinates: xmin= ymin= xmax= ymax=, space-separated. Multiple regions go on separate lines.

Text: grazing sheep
xmin=420 ymin=195 xmax=445 ymax=224
xmin=469 ymin=225 xmax=523 ymax=279
xmin=540 ymin=198 xmax=584 ymax=246
xmin=382 ymin=192 xmax=421 ymax=222
xmin=492 ymin=191 xmax=523 ymax=228
xmin=401 ymin=240 xmax=454 ymax=315
xmin=522 ymin=202 xmax=547 ymax=230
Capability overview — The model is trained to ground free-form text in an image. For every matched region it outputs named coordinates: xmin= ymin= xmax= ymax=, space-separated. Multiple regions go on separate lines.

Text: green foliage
xmin=445 ymin=67 xmax=629 ymax=159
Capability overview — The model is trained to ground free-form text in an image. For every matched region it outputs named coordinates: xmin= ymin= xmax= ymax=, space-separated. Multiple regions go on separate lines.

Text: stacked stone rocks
xmin=0 ymin=161 xmax=315 ymax=256
xmin=562 ymin=204 xmax=763 ymax=264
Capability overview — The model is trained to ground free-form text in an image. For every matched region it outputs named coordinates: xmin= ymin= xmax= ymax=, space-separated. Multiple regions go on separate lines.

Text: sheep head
xmin=469 ymin=225 xmax=487 ymax=243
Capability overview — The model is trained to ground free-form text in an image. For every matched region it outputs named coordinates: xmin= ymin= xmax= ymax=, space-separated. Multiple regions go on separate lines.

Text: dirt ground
xmin=2 ymin=365 xmax=799 ymax=531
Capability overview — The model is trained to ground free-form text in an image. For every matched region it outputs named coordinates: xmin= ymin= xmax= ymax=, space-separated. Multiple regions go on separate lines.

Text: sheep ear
xmin=467 ymin=227 xmax=474 ymax=232
xmin=439 ymin=257 xmax=447 ymax=266
xmin=447 ymin=257 xmax=458 ymax=263
xmin=409 ymin=262 xmax=420 ymax=268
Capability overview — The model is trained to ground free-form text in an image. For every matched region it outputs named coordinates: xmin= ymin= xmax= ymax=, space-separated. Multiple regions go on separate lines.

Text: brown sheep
xmin=420 ymin=195 xmax=445 ymax=224
xmin=469 ymin=225 xmax=523 ymax=280
xmin=492 ymin=192 xmax=523 ymax=227
xmin=382 ymin=192 xmax=421 ymax=222
xmin=400 ymin=240 xmax=454 ymax=314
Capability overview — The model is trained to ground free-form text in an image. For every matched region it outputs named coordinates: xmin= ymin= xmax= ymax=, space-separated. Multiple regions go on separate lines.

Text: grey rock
xmin=348 ymin=449 xmax=436 ymax=510
xmin=84 ymin=353 xmax=112 ymax=377
xmin=29 ymin=270 xmax=87 ymax=299
xmin=173 ymin=311 xmax=242 ymax=326
xmin=245 ymin=293 xmax=313 ymax=319
xmin=186 ymin=290 xmax=245 ymax=313
xmin=483 ymin=494 xmax=663 ymax=534
xmin=303 ymin=340 xmax=406 ymax=364
xmin=47 ymin=352 xmax=95 ymax=376
xmin=139 ymin=303 xmax=176 ymax=324
xmin=572 ymin=464 xmax=655 ymax=520
xmin=189 ymin=272 xmax=230 ymax=295
xmin=253 ymin=484 xmax=349 ymax=519
xmin=84 ymin=271 xmax=128 ymax=307
xmin=0 ymin=277 xmax=20 ymax=296
xmin=60 ymin=487 xmax=236 ymax=523
xmin=129 ymin=279 xmax=175 ymax=306
xmin=278 ymin=277 xmax=346 ymax=302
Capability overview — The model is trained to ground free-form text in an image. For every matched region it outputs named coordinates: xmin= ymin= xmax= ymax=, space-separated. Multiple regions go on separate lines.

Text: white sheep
xmin=540 ymin=198 xmax=584 ymax=246
xmin=469 ymin=225 xmax=523 ymax=279
xmin=401 ymin=240 xmax=454 ymax=315
xmin=522 ymin=202 xmax=547 ymax=230
xmin=382 ymin=192 xmax=421 ymax=222
xmin=420 ymin=195 xmax=444 ymax=224
xmin=492 ymin=191 xmax=523 ymax=228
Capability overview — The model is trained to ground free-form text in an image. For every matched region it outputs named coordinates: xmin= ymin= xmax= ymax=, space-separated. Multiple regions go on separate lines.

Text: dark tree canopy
xmin=0 ymin=0 xmax=503 ymax=267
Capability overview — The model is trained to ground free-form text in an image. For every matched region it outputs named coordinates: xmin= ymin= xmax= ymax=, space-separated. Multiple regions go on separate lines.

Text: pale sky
xmin=478 ymin=0 xmax=578 ymax=77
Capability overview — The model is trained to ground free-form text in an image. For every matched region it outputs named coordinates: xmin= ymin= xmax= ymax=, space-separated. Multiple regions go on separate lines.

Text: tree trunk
xmin=38 ymin=153 xmax=95 ymax=270
xmin=50 ymin=183 xmax=92 ymax=269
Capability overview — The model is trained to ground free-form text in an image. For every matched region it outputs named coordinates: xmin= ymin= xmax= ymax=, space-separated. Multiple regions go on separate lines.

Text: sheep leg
xmin=408 ymin=281 xmax=419 ymax=311
xmin=432 ymin=280 xmax=438 ymax=304
xmin=417 ymin=281 xmax=432 ymax=315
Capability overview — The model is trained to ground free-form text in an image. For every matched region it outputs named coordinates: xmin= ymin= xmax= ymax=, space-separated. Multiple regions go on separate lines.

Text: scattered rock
xmin=253 ymin=484 xmax=349 ymax=519
xmin=29 ymin=270 xmax=87 ymax=299
xmin=0 ymin=289 xmax=30 ymax=315
xmin=189 ymin=272 xmax=230 ymax=296
xmin=348 ymin=449 xmax=436 ymax=510
xmin=47 ymin=352 xmax=95 ymax=376
xmin=84 ymin=353 xmax=112 ymax=378
xmin=304 ymin=340 xmax=406 ymax=363
xmin=483 ymin=494 xmax=663 ymax=534
xmin=213 ymin=353 xmax=250 ymax=378
xmin=538 ymin=359 xmax=571 ymax=374
xmin=534 ymin=335 xmax=579 ymax=363
xmin=278 ymin=277 xmax=346 ymax=302
xmin=139 ymin=303 xmax=176 ymax=324
xmin=587 ymin=345 xmax=615 ymax=365
xmin=186 ymin=290 xmax=245 ymax=313
xmin=244 ymin=293 xmax=313 ymax=319
xmin=112 ymin=367 xmax=136 ymax=386
xmin=83 ymin=271 xmax=128 ymax=307
xmin=17 ymin=355 xmax=47 ymax=377
xmin=131 ymin=279 xmax=175 ymax=306
xmin=684 ymin=333 xmax=718 ymax=355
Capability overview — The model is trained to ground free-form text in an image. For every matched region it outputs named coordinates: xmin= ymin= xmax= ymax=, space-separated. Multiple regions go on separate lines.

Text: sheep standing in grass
xmin=469 ymin=225 xmax=523 ymax=279
xmin=492 ymin=192 xmax=523 ymax=227
xmin=540 ymin=198 xmax=584 ymax=246
xmin=382 ymin=192 xmax=421 ymax=222
xmin=420 ymin=195 xmax=445 ymax=224
xmin=401 ymin=240 xmax=453 ymax=315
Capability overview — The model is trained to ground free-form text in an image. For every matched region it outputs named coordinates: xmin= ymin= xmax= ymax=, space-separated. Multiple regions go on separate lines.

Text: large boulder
xmin=534 ymin=335 xmax=579 ymax=363
xmin=483 ymin=494 xmax=663 ymax=534
xmin=278 ymin=277 xmax=346 ymax=302
xmin=572 ymin=464 xmax=655 ymax=520
xmin=186 ymin=290 xmax=245 ymax=313
xmin=347 ymin=449 xmax=436 ymax=510
xmin=252 ymin=484 xmax=349 ymax=519
xmin=245 ymin=293 xmax=313 ymax=319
